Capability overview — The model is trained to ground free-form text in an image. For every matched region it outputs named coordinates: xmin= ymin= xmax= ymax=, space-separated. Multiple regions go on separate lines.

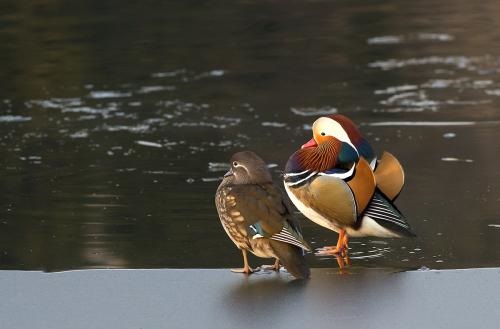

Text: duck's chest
xmin=215 ymin=187 xmax=251 ymax=249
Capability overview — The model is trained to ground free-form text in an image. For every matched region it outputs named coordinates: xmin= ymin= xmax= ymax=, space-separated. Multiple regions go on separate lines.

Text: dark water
xmin=1 ymin=0 xmax=500 ymax=271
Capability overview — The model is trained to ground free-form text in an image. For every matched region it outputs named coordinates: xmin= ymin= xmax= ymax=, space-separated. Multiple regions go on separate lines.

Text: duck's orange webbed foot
xmin=258 ymin=258 xmax=280 ymax=272
xmin=231 ymin=266 xmax=254 ymax=274
xmin=315 ymin=229 xmax=349 ymax=256
xmin=231 ymin=249 xmax=254 ymax=275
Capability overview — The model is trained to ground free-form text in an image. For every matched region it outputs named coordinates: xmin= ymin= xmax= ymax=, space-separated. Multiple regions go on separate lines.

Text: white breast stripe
xmin=285 ymin=171 xmax=317 ymax=187
xmin=317 ymin=163 xmax=355 ymax=180
xmin=284 ymin=169 xmax=310 ymax=178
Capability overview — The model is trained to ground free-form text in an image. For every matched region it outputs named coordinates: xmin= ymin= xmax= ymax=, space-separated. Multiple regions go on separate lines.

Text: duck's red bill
xmin=301 ymin=138 xmax=318 ymax=149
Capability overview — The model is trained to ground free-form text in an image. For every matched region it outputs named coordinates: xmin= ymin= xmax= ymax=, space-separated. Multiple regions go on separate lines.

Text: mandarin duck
xmin=284 ymin=114 xmax=414 ymax=256
xmin=215 ymin=151 xmax=311 ymax=279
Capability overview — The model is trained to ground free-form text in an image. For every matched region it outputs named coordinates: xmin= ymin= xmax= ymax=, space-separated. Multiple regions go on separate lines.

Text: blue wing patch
xmin=249 ymin=223 xmax=266 ymax=237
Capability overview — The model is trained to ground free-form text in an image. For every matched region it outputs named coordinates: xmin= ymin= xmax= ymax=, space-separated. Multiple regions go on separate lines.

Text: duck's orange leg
xmin=257 ymin=258 xmax=280 ymax=272
xmin=231 ymin=249 xmax=254 ymax=274
xmin=316 ymin=229 xmax=349 ymax=256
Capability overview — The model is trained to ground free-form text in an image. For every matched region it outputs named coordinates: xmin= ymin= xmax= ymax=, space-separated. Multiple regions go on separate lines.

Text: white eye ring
xmin=232 ymin=161 xmax=239 ymax=167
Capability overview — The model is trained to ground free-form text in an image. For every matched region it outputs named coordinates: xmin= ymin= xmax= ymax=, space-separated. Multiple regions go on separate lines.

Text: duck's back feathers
xmin=269 ymin=240 xmax=310 ymax=279
xmin=374 ymin=151 xmax=405 ymax=201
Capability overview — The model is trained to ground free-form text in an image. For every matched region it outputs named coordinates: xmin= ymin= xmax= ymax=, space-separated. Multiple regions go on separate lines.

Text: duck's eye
xmin=320 ymin=132 xmax=326 ymax=136
xmin=232 ymin=161 xmax=239 ymax=167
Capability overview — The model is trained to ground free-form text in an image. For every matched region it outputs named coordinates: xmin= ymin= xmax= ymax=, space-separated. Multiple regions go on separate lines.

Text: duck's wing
xmin=227 ymin=183 xmax=285 ymax=236
xmin=297 ymin=174 xmax=358 ymax=227
xmin=270 ymin=220 xmax=311 ymax=252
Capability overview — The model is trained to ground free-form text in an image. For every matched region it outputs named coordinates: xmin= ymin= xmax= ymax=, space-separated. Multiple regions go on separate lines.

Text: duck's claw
xmin=257 ymin=259 xmax=281 ymax=272
xmin=315 ymin=245 xmax=347 ymax=256
xmin=231 ymin=266 xmax=254 ymax=274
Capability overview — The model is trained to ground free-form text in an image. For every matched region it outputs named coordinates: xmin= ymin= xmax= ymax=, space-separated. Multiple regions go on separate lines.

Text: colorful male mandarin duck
xmin=284 ymin=114 xmax=414 ymax=255
xmin=215 ymin=151 xmax=311 ymax=279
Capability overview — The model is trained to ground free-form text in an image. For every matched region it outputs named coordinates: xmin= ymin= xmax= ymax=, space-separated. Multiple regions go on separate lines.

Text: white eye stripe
xmin=232 ymin=162 xmax=248 ymax=172
xmin=314 ymin=117 xmax=354 ymax=144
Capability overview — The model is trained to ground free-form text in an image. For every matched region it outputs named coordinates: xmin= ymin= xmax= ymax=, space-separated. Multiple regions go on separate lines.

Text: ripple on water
xmin=88 ymin=91 xmax=132 ymax=99
xmin=369 ymin=56 xmax=473 ymax=70
xmin=135 ymin=140 xmax=163 ymax=148
xmin=0 ymin=115 xmax=31 ymax=122
xmin=19 ymin=156 xmax=42 ymax=164
xmin=261 ymin=121 xmax=287 ymax=128
xmin=158 ymin=100 xmax=210 ymax=119
xmin=143 ymin=170 xmax=179 ymax=175
xmin=441 ymin=157 xmax=474 ymax=163
xmin=151 ymin=69 xmax=187 ymax=78
xmin=28 ymin=98 xmax=83 ymax=109
xmin=172 ymin=116 xmax=240 ymax=129
xmin=202 ymin=177 xmax=221 ymax=182
xmin=137 ymin=85 xmax=176 ymax=94
xmin=208 ymin=162 xmax=230 ymax=172
xmin=69 ymin=130 xmax=89 ymax=139
xmin=99 ymin=124 xmax=151 ymax=133
xmin=290 ymin=106 xmax=337 ymax=116
xmin=194 ymin=69 xmax=225 ymax=79
xmin=374 ymin=85 xmax=419 ymax=94
xmin=442 ymin=132 xmax=456 ymax=139
xmin=421 ymin=78 xmax=468 ymax=89
xmin=367 ymin=35 xmax=403 ymax=45
xmin=418 ymin=33 xmax=454 ymax=41
xmin=151 ymin=69 xmax=225 ymax=82
xmin=485 ymin=89 xmax=500 ymax=96
xmin=62 ymin=107 xmax=115 ymax=116
xmin=28 ymin=98 xmax=118 ymax=120
xmin=367 ymin=33 xmax=453 ymax=45
xmin=379 ymin=90 xmax=439 ymax=111
xmin=172 ymin=121 xmax=229 ymax=129
xmin=368 ymin=121 xmax=478 ymax=127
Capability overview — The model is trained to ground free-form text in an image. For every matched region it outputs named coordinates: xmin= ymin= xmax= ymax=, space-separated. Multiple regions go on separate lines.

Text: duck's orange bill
xmin=301 ymin=138 xmax=318 ymax=149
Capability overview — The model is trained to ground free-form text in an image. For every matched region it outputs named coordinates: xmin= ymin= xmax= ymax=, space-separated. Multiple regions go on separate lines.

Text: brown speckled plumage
xmin=215 ymin=151 xmax=310 ymax=279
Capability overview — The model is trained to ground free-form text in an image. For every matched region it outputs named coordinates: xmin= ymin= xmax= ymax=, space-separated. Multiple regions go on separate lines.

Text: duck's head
xmin=286 ymin=116 xmax=359 ymax=174
xmin=223 ymin=151 xmax=272 ymax=185
xmin=302 ymin=116 xmax=355 ymax=150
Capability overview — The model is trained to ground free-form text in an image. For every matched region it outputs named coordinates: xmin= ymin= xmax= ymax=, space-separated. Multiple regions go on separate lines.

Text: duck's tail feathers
xmin=270 ymin=240 xmax=310 ymax=280
xmin=363 ymin=191 xmax=416 ymax=237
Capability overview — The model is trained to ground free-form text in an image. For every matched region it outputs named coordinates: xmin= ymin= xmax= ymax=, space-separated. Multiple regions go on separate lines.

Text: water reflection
xmin=1 ymin=0 xmax=500 ymax=271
